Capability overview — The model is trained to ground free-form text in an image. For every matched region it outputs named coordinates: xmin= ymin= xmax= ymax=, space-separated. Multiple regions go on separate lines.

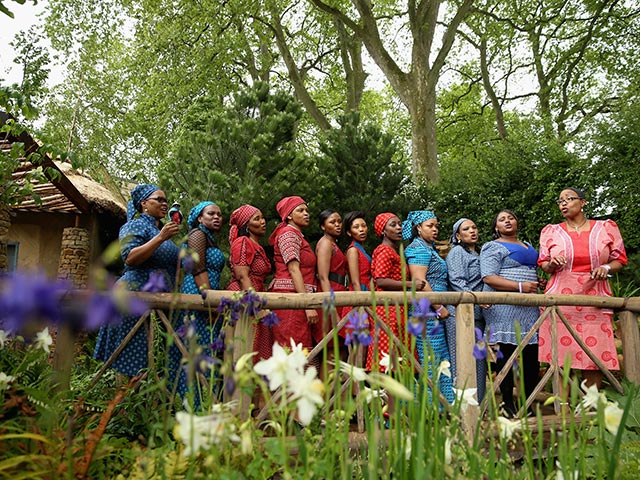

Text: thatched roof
xmin=1 ymin=112 xmax=126 ymax=219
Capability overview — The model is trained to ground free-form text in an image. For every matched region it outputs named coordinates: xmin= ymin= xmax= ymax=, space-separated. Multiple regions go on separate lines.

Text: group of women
xmin=94 ymin=187 xmax=627 ymax=416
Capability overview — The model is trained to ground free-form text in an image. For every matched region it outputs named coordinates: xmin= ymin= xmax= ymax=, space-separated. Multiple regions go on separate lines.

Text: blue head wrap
xmin=127 ymin=184 xmax=160 ymax=221
xmin=401 ymin=210 xmax=436 ymax=240
xmin=188 ymin=201 xmax=216 ymax=228
xmin=450 ymin=217 xmax=470 ymax=245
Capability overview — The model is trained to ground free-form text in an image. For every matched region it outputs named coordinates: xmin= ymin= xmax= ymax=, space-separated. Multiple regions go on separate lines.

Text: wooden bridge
xmin=85 ymin=289 xmax=640 ymax=437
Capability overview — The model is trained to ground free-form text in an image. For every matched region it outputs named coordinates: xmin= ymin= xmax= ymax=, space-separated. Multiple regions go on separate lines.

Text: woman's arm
xmin=408 ymin=264 xmax=449 ymax=318
xmin=189 ymin=229 xmax=211 ymax=291
xmin=346 ymin=247 xmax=362 ymax=291
xmin=316 ymin=237 xmax=333 ymax=293
xmin=483 ymin=274 xmax=537 ymax=293
xmin=125 ymin=222 xmax=179 ymax=266
xmin=287 ymin=260 xmax=318 ymax=323
xmin=233 ymin=265 xmax=254 ymax=290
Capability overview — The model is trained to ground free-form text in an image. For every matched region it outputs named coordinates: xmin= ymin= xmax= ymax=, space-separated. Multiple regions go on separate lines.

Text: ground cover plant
xmin=1 ymin=268 xmax=640 ymax=479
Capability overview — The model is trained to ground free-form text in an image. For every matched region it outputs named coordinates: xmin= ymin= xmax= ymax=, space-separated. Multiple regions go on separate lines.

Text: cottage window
xmin=7 ymin=242 xmax=18 ymax=272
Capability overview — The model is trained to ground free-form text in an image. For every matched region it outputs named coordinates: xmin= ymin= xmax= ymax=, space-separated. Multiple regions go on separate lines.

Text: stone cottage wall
xmin=57 ymin=226 xmax=90 ymax=288
xmin=0 ymin=205 xmax=10 ymax=272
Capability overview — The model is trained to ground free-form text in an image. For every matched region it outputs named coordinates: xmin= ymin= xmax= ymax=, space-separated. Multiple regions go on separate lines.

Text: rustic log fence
xmin=85 ymin=289 xmax=640 ymax=436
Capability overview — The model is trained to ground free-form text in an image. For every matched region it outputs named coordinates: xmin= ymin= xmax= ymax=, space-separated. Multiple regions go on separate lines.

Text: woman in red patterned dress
xmin=226 ymin=205 xmax=273 ymax=363
xmin=366 ymin=213 xmax=425 ymax=371
xmin=264 ymin=196 xmax=318 ymax=358
xmin=538 ymin=187 xmax=627 ymax=388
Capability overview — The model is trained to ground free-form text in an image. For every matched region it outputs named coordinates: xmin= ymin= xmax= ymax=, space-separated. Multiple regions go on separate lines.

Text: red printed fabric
xmin=366 ymin=243 xmax=407 ymax=371
xmin=227 ymin=236 xmax=272 ymax=292
xmin=258 ymin=226 xmax=317 ymax=359
xmin=538 ymin=220 xmax=628 ymax=370
xmin=315 ymin=242 xmax=348 ymax=339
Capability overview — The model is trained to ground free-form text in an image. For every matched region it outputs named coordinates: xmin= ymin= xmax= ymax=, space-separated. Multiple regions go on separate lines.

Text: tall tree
xmin=309 ymin=0 xmax=475 ymax=183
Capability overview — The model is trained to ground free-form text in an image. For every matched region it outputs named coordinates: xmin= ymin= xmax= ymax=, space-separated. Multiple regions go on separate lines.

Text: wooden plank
xmin=455 ymin=303 xmax=478 ymax=441
xmin=619 ymin=310 xmax=640 ymax=384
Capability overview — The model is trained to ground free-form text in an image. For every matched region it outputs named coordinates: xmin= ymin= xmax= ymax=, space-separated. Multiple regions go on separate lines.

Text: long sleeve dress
xmin=537 ymin=220 xmax=627 ymax=370
xmin=94 ymin=214 xmax=179 ymax=376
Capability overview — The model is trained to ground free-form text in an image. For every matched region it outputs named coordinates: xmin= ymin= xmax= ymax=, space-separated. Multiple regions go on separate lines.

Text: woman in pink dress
xmin=265 ymin=196 xmax=318 ymax=358
xmin=538 ymin=187 xmax=627 ymax=388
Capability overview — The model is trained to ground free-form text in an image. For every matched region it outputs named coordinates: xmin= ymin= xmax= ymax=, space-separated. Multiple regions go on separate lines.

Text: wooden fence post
xmin=619 ymin=310 xmax=640 ymax=385
xmin=456 ymin=302 xmax=478 ymax=440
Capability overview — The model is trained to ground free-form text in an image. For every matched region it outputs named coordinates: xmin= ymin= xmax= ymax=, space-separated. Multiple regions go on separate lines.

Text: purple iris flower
xmin=410 ymin=297 xmax=437 ymax=320
xmin=141 ymin=271 xmax=168 ymax=293
xmin=210 ymin=331 xmax=225 ymax=352
xmin=344 ymin=310 xmax=372 ymax=346
xmin=84 ymin=291 xmax=147 ymax=331
xmin=182 ymin=252 xmax=196 ymax=275
xmin=225 ymin=375 xmax=237 ymax=396
xmin=0 ymin=271 xmax=70 ymax=333
xmin=408 ymin=320 xmax=424 ymax=337
xmin=261 ymin=312 xmax=280 ymax=327
xmin=322 ymin=289 xmax=336 ymax=313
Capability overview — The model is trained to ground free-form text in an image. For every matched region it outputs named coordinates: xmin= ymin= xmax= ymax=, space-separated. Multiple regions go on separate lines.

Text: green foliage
xmin=158 ymin=82 xmax=319 ymax=227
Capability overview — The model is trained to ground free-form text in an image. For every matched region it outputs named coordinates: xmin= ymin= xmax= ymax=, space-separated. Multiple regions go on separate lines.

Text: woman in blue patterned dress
xmin=170 ymin=201 xmax=226 ymax=404
xmin=94 ymin=184 xmax=180 ymax=377
xmin=403 ymin=210 xmax=454 ymax=404
xmin=480 ymin=209 xmax=540 ymax=417
xmin=445 ymin=218 xmax=486 ymax=401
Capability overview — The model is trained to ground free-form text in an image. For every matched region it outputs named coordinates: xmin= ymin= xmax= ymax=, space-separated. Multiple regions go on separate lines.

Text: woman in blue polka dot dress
xmin=169 ymin=201 xmax=226 ymax=405
xmin=94 ymin=184 xmax=180 ymax=377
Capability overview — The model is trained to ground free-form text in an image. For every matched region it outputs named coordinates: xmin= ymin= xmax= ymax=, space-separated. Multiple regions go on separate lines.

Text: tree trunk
xmin=408 ymin=85 xmax=439 ymax=183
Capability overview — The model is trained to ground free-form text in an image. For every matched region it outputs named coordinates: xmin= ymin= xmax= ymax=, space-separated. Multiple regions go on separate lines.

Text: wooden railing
xmin=88 ymin=290 xmax=640 ymax=435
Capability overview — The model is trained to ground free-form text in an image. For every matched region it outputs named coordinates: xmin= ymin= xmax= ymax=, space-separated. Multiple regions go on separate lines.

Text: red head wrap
xmin=229 ymin=204 xmax=260 ymax=244
xmin=276 ymin=196 xmax=306 ymax=222
xmin=374 ymin=212 xmax=396 ymax=238
xmin=269 ymin=196 xmax=307 ymax=246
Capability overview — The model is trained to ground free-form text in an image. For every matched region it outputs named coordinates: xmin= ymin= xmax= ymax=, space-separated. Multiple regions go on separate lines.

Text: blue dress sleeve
xmin=480 ymin=241 xmax=507 ymax=278
xmin=446 ymin=246 xmax=470 ymax=291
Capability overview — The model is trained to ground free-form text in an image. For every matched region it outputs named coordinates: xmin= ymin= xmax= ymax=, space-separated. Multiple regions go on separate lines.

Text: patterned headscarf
xmin=127 ymin=184 xmax=160 ymax=221
xmin=188 ymin=201 xmax=216 ymax=229
xmin=374 ymin=212 xmax=396 ymax=238
xmin=450 ymin=217 xmax=470 ymax=245
xmin=229 ymin=204 xmax=260 ymax=243
xmin=401 ymin=210 xmax=436 ymax=240
xmin=270 ymin=196 xmax=307 ymax=245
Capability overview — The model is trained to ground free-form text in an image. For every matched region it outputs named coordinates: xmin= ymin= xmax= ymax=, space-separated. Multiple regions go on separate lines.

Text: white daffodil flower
xmin=0 ymin=330 xmax=8 ymax=349
xmin=234 ymin=352 xmax=257 ymax=373
xmin=444 ymin=437 xmax=452 ymax=465
xmin=0 ymin=372 xmax=17 ymax=391
xmin=253 ymin=341 xmax=307 ymax=391
xmin=453 ymin=388 xmax=479 ymax=412
xmin=497 ymin=415 xmax=521 ymax=440
xmin=290 ymin=367 xmax=324 ymax=426
xmin=361 ymin=386 xmax=386 ymax=404
xmin=555 ymin=461 xmax=579 ymax=480
xmin=175 ymin=410 xmax=238 ymax=456
xmin=604 ymin=402 xmax=624 ymax=435
xmin=340 ymin=362 xmax=369 ymax=382
xmin=436 ymin=360 xmax=451 ymax=380
xmin=35 ymin=327 xmax=53 ymax=354
xmin=578 ymin=379 xmax=607 ymax=412
xmin=367 ymin=372 xmax=413 ymax=401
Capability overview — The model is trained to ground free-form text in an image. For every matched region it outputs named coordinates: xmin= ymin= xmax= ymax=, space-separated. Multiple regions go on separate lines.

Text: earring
xmin=144 ymin=208 xmax=149 ymax=213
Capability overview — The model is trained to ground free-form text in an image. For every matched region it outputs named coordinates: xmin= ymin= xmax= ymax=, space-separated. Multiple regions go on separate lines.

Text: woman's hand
xmin=591 ymin=265 xmax=611 ymax=281
xmin=159 ymin=221 xmax=180 ymax=241
xmin=305 ymin=309 xmax=319 ymax=324
xmin=436 ymin=306 xmax=450 ymax=320
xmin=548 ymin=255 xmax=566 ymax=271
xmin=520 ymin=281 xmax=538 ymax=293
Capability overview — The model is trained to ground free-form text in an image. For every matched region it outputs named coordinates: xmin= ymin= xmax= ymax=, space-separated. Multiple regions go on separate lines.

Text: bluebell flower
xmin=0 ymin=271 xmax=70 ymax=333
xmin=225 ymin=375 xmax=236 ymax=397
xmin=141 ymin=271 xmax=168 ymax=293
xmin=210 ymin=330 xmax=225 ymax=352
